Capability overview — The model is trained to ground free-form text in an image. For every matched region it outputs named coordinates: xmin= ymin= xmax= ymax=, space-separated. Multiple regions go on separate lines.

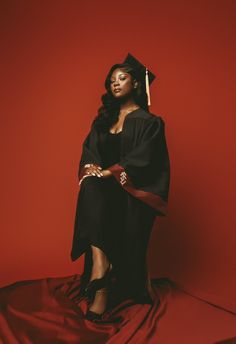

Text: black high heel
xmin=85 ymin=287 xmax=109 ymax=322
xmin=73 ymin=273 xmax=90 ymax=302
xmin=85 ymin=287 xmax=123 ymax=323
xmin=77 ymin=262 xmax=113 ymax=303
xmin=84 ymin=262 xmax=114 ymax=300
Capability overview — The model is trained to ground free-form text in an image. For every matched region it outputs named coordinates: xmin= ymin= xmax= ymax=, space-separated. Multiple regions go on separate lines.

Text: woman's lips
xmin=114 ymin=89 xmax=121 ymax=93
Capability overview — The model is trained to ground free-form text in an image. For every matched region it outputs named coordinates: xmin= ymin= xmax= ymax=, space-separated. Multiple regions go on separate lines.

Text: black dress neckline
xmin=108 ymin=107 xmax=141 ymax=135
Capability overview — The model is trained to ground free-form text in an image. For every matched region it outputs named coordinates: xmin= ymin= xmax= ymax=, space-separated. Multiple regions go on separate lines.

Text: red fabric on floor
xmin=0 ymin=274 xmax=235 ymax=344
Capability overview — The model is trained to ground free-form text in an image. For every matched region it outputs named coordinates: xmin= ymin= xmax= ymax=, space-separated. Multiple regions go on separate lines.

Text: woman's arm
xmin=106 ymin=116 xmax=170 ymax=215
xmin=101 ymin=169 xmax=112 ymax=178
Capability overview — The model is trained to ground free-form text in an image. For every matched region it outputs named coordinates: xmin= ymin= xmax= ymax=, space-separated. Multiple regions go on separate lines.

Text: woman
xmin=70 ymin=53 xmax=170 ymax=322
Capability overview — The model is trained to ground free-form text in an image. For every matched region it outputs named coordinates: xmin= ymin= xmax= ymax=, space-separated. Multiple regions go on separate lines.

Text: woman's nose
xmin=113 ymin=80 xmax=120 ymax=87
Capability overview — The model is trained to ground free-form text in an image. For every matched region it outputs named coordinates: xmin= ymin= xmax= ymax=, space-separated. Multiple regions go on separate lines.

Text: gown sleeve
xmin=107 ymin=116 xmax=170 ymax=216
xmin=77 ymin=126 xmax=101 ymax=185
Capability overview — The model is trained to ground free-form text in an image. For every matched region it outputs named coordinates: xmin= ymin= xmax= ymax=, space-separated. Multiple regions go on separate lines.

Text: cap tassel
xmin=145 ymin=68 xmax=151 ymax=106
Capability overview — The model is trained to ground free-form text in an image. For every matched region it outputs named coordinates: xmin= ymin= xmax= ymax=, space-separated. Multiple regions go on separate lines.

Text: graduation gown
xmin=70 ymin=108 xmax=170 ymax=303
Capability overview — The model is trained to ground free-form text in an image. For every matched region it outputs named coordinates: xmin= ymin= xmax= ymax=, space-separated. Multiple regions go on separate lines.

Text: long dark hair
xmin=91 ymin=63 xmax=149 ymax=132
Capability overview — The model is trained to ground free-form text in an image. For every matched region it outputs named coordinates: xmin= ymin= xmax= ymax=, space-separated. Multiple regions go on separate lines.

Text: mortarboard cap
xmin=123 ymin=53 xmax=156 ymax=106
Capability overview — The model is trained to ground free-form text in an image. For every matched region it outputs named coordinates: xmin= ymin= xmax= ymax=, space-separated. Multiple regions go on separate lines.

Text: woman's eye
xmin=110 ymin=77 xmax=126 ymax=84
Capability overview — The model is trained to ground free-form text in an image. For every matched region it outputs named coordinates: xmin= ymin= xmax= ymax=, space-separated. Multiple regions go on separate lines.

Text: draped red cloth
xmin=0 ymin=274 xmax=236 ymax=344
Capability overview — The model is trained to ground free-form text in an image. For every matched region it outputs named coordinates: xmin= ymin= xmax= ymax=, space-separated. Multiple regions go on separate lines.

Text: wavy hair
xmin=91 ymin=63 xmax=149 ymax=132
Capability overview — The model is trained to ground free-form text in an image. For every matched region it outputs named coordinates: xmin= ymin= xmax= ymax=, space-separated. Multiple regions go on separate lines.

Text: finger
xmin=91 ymin=171 xmax=101 ymax=177
xmin=94 ymin=169 xmax=103 ymax=176
xmin=93 ymin=165 xmax=102 ymax=171
xmin=91 ymin=167 xmax=101 ymax=175
xmin=89 ymin=167 xmax=102 ymax=177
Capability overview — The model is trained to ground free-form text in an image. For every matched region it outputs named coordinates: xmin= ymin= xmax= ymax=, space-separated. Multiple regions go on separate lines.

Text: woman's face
xmin=109 ymin=68 xmax=138 ymax=99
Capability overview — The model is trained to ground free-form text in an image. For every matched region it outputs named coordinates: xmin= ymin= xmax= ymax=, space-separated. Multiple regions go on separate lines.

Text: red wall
xmin=1 ymin=0 xmax=235 ymax=313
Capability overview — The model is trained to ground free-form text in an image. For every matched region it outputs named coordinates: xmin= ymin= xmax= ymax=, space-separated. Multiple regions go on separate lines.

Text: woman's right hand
xmin=84 ymin=164 xmax=103 ymax=177
xmin=78 ymin=164 xmax=104 ymax=186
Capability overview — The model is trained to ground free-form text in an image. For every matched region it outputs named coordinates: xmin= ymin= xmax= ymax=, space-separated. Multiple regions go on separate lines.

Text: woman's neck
xmin=119 ymin=99 xmax=140 ymax=118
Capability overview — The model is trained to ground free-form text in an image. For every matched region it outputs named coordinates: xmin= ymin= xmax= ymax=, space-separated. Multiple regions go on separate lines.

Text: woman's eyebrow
xmin=110 ymin=73 xmax=127 ymax=80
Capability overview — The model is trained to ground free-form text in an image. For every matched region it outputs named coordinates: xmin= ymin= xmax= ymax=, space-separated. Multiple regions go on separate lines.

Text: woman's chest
xmin=98 ymin=118 xmax=144 ymax=156
xmin=109 ymin=119 xmax=125 ymax=134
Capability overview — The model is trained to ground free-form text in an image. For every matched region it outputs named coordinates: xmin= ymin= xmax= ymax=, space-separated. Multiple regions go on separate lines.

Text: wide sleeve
xmin=77 ymin=125 xmax=102 ymax=184
xmin=107 ymin=116 xmax=170 ymax=216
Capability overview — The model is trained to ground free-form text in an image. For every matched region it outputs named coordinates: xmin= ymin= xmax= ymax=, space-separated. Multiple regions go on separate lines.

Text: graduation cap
xmin=123 ymin=53 xmax=156 ymax=106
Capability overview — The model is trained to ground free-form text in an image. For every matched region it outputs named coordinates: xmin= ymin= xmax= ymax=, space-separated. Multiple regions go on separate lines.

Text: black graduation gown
xmin=70 ymin=108 xmax=170 ymax=303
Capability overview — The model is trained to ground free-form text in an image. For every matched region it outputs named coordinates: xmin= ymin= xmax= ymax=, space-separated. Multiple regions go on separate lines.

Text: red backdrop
xmin=1 ymin=0 xmax=235 ymax=313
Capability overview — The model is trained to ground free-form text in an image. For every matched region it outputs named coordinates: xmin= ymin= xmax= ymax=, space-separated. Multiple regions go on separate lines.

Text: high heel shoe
xmin=85 ymin=287 xmax=123 ymax=323
xmin=84 ymin=262 xmax=114 ymax=301
xmin=73 ymin=273 xmax=90 ymax=302
xmin=85 ymin=287 xmax=109 ymax=322
xmin=77 ymin=262 xmax=113 ymax=303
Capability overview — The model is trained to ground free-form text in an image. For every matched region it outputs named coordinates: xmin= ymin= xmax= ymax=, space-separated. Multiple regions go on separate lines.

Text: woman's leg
xmin=86 ymin=177 xmax=128 ymax=313
xmin=88 ymin=245 xmax=111 ymax=314
xmin=79 ymin=176 xmax=114 ymax=314
xmin=90 ymin=245 xmax=110 ymax=281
